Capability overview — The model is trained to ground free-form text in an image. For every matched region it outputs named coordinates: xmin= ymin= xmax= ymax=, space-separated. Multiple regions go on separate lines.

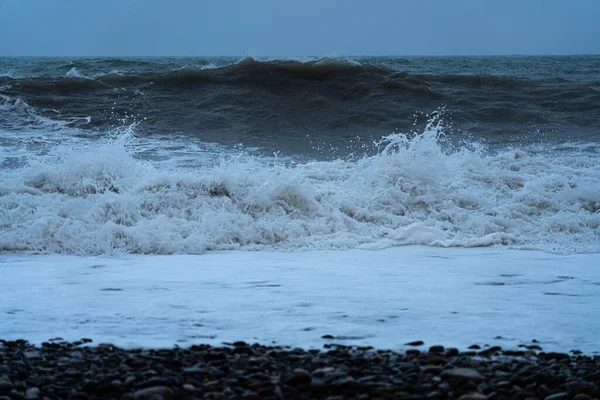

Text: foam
xmin=65 ymin=67 xmax=89 ymax=79
xmin=2 ymin=247 xmax=599 ymax=351
xmin=0 ymin=122 xmax=598 ymax=255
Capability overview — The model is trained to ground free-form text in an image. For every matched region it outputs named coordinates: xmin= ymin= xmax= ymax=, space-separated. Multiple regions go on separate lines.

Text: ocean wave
xmin=2 ymin=56 xmax=598 ymax=145
xmin=1 ymin=121 xmax=598 ymax=255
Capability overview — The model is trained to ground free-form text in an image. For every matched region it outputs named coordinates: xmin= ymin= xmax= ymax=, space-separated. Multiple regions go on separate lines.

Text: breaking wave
xmin=1 ymin=120 xmax=598 ymax=255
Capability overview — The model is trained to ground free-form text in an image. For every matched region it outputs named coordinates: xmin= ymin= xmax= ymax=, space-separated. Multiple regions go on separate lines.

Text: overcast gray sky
xmin=1 ymin=0 xmax=599 ymax=56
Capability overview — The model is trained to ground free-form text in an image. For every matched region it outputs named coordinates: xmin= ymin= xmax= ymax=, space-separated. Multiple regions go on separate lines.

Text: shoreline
xmin=1 ymin=339 xmax=599 ymax=400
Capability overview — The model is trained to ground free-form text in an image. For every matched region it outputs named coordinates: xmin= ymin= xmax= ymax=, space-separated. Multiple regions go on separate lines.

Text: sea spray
xmin=1 ymin=120 xmax=598 ymax=255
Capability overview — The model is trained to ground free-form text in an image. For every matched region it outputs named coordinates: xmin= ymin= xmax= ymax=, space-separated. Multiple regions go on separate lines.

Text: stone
xmin=23 ymin=350 xmax=41 ymax=360
xmin=286 ymin=369 xmax=312 ymax=386
xmin=544 ymin=394 xmax=569 ymax=400
xmin=8 ymin=390 xmax=25 ymax=400
xmin=133 ymin=387 xmax=174 ymax=399
xmin=421 ymin=365 xmax=443 ymax=374
xmin=405 ymin=341 xmax=425 ymax=346
xmin=479 ymin=346 xmax=502 ymax=356
xmin=458 ymin=394 xmax=488 ymax=400
xmin=573 ymin=395 xmax=591 ymax=400
xmin=543 ymin=352 xmax=570 ymax=361
xmin=567 ymin=380 xmax=599 ymax=396
xmin=0 ymin=376 xmax=13 ymax=391
xmin=25 ymin=388 xmax=40 ymax=400
xmin=446 ymin=348 xmax=459 ymax=357
xmin=241 ymin=391 xmax=261 ymax=400
xmin=584 ymin=371 xmax=600 ymax=382
xmin=429 ymin=345 xmax=445 ymax=353
xmin=182 ymin=364 xmax=205 ymax=375
xmin=312 ymin=367 xmax=336 ymax=377
xmin=442 ymin=368 xmax=482 ymax=381
xmin=68 ymin=393 xmax=88 ymax=400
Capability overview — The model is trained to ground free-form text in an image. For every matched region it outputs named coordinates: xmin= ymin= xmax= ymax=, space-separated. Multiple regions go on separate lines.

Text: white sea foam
xmin=65 ymin=67 xmax=89 ymax=79
xmin=0 ymin=121 xmax=599 ymax=255
xmin=2 ymin=248 xmax=599 ymax=351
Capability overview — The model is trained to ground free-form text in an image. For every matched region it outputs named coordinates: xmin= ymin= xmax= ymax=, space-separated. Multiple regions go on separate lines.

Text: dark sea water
xmin=2 ymin=56 xmax=599 ymax=156
xmin=0 ymin=56 xmax=599 ymax=254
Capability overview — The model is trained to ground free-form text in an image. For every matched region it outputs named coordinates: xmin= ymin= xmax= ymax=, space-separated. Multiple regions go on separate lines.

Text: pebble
xmin=286 ymin=369 xmax=312 ymax=386
xmin=573 ymin=395 xmax=591 ymax=400
xmin=446 ymin=348 xmax=459 ymax=357
xmin=544 ymin=393 xmax=569 ymax=400
xmin=458 ymin=394 xmax=488 ymax=400
xmin=24 ymin=388 xmax=39 ymax=400
xmin=0 ymin=339 xmax=598 ymax=400
xmin=133 ymin=386 xmax=173 ymax=399
xmin=0 ymin=376 xmax=13 ymax=391
xmin=429 ymin=345 xmax=445 ymax=353
xmin=442 ymin=368 xmax=482 ymax=381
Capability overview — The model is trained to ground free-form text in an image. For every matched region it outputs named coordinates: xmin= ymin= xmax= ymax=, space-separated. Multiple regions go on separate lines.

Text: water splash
xmin=1 ymin=117 xmax=598 ymax=255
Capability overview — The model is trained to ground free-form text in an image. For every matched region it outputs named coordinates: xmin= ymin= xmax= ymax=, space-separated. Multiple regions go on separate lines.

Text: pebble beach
xmin=1 ymin=339 xmax=599 ymax=400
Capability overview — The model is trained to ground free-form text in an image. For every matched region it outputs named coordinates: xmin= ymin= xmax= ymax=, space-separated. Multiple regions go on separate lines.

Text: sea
xmin=1 ymin=56 xmax=599 ymax=351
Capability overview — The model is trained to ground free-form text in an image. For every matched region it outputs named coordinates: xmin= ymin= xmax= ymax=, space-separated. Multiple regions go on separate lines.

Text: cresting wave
xmin=1 ymin=121 xmax=598 ymax=255
xmin=2 ymin=56 xmax=599 ymax=153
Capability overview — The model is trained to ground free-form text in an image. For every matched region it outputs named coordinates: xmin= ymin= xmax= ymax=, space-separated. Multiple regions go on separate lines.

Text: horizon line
xmin=2 ymin=53 xmax=599 ymax=58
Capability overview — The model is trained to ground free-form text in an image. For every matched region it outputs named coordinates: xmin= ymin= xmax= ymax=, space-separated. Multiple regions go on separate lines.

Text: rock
xmin=182 ymin=364 xmax=205 ymax=375
xmin=182 ymin=383 xmax=195 ymax=391
xmin=544 ymin=394 xmax=569 ymax=400
xmin=405 ymin=341 xmax=425 ymax=346
xmin=23 ymin=350 xmax=41 ymax=360
xmin=68 ymin=393 xmax=88 ymax=400
xmin=249 ymin=356 xmax=270 ymax=365
xmin=567 ymin=380 xmax=599 ymax=396
xmin=468 ymin=344 xmax=481 ymax=349
xmin=526 ymin=345 xmax=543 ymax=350
xmin=495 ymin=370 xmax=510 ymax=378
xmin=429 ymin=345 xmax=444 ymax=353
xmin=232 ymin=346 xmax=255 ymax=355
xmin=8 ymin=390 xmax=25 ymax=400
xmin=573 ymin=395 xmax=591 ymax=400
xmin=0 ymin=376 xmax=13 ymax=391
xmin=458 ymin=394 xmax=488 ymax=400
xmin=543 ymin=352 xmax=570 ymax=361
xmin=442 ymin=368 xmax=482 ymax=381
xmin=138 ymin=377 xmax=172 ymax=388
xmin=321 ymin=335 xmax=334 ymax=339
xmin=427 ymin=390 xmax=442 ymax=398
xmin=312 ymin=367 xmax=336 ymax=377
xmin=334 ymin=376 xmax=357 ymax=389
xmin=133 ymin=386 xmax=173 ymax=399
xmin=421 ymin=365 xmax=443 ymax=374
xmin=446 ymin=348 xmax=459 ymax=356
xmin=584 ymin=371 xmax=600 ymax=382
xmin=286 ymin=369 xmax=312 ymax=386
xmin=479 ymin=346 xmax=502 ymax=356
xmin=25 ymin=388 xmax=40 ymax=400
xmin=241 ymin=391 xmax=261 ymax=400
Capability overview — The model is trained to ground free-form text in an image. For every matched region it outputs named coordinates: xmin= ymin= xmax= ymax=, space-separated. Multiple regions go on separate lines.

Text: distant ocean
xmin=1 ymin=56 xmax=599 ymax=350
xmin=1 ymin=56 xmax=598 ymax=254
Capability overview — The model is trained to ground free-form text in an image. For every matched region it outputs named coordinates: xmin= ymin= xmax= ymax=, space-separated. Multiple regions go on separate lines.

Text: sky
xmin=0 ymin=0 xmax=599 ymax=56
